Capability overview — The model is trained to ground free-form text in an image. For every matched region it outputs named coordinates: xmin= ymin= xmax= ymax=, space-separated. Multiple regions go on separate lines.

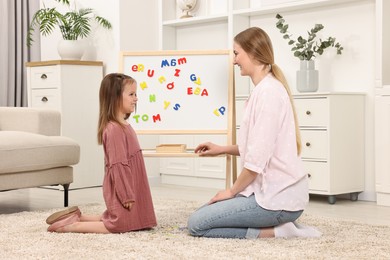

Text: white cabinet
xmin=26 ymin=60 xmax=104 ymax=189
xmin=159 ymin=135 xmax=228 ymax=189
xmin=294 ymin=93 xmax=365 ymax=204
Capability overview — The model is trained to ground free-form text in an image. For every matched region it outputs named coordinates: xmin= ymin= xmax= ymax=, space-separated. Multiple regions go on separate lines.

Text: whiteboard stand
xmin=120 ymin=50 xmax=236 ymax=188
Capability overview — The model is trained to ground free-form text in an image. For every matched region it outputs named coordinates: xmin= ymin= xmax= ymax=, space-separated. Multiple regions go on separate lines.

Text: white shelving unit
xmin=158 ymin=0 xmax=372 ymax=189
xmin=159 ymin=0 xmax=368 ymax=50
xmin=375 ymin=0 xmax=390 ymax=206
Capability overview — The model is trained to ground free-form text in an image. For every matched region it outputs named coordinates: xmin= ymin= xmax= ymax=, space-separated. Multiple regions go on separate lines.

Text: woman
xmin=187 ymin=27 xmax=321 ymax=239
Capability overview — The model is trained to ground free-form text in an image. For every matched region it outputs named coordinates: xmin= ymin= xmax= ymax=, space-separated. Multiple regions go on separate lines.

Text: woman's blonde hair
xmin=97 ymin=73 xmax=136 ymax=145
xmin=234 ymin=27 xmax=302 ymax=155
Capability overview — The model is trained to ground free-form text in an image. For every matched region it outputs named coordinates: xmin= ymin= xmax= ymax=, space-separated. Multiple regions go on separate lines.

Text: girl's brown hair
xmin=97 ymin=73 xmax=136 ymax=145
xmin=234 ymin=27 xmax=302 ymax=155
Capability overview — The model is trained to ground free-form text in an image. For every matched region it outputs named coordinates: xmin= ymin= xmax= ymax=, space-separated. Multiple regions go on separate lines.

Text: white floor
xmin=1 ymin=184 xmax=390 ymax=226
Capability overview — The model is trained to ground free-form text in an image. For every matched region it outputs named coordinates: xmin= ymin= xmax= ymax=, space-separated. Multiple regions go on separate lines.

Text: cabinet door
xmin=194 ymin=157 xmax=226 ymax=179
xmin=294 ymin=98 xmax=329 ymax=128
xmin=29 ymin=66 xmax=60 ymax=89
xmin=302 ymin=160 xmax=329 ymax=192
xmin=159 ymin=135 xmax=227 ymax=180
xmin=160 ymin=157 xmax=194 ymax=176
xmin=159 ymin=135 xmax=194 ymax=176
xmin=300 ymin=130 xmax=328 ymax=160
xmin=31 ymin=89 xmax=60 ymax=110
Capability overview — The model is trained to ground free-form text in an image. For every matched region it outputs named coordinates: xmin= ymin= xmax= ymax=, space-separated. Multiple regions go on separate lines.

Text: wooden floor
xmin=1 ymin=184 xmax=390 ymax=226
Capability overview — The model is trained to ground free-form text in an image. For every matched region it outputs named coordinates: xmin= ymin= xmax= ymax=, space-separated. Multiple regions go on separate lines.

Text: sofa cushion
xmin=0 ymin=131 xmax=80 ymax=174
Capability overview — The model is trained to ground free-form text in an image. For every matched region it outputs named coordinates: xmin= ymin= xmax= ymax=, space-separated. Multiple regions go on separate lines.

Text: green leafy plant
xmin=27 ymin=0 xmax=112 ymax=46
xmin=275 ymin=14 xmax=343 ymax=61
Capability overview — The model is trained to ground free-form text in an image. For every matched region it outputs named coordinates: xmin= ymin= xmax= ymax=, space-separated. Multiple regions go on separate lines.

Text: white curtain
xmin=0 ymin=0 xmax=40 ymax=107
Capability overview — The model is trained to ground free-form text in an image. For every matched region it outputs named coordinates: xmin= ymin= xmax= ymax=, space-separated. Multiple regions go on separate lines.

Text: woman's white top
xmin=238 ymin=74 xmax=309 ymax=211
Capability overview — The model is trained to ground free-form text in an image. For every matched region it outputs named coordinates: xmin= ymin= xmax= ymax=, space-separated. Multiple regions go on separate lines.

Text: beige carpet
xmin=0 ymin=198 xmax=389 ymax=259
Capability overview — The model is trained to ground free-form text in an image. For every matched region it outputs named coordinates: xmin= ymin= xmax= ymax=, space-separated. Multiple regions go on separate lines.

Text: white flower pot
xmin=57 ymin=39 xmax=86 ymax=60
xmin=296 ymin=60 xmax=319 ymax=92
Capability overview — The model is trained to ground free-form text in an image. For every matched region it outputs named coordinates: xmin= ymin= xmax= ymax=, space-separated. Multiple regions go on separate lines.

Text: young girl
xmin=46 ymin=73 xmax=157 ymax=233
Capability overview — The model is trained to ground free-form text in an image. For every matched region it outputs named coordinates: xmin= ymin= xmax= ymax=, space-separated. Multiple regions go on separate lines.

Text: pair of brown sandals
xmin=46 ymin=206 xmax=81 ymax=232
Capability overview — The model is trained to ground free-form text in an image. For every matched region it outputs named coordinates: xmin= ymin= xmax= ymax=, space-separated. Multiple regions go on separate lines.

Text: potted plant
xmin=275 ymin=14 xmax=343 ymax=92
xmin=27 ymin=0 xmax=112 ymax=60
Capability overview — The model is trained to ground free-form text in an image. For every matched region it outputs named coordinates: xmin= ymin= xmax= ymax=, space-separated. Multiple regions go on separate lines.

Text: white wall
xmin=39 ymin=0 xmax=159 ymax=72
xmin=39 ymin=0 xmax=119 ymax=73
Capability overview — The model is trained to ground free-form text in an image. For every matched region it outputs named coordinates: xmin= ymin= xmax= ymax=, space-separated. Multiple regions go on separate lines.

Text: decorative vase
xmin=57 ymin=39 xmax=86 ymax=60
xmin=296 ymin=60 xmax=319 ymax=92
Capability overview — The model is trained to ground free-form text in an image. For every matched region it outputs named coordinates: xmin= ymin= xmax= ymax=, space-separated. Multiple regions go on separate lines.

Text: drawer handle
xmin=306 ymin=110 xmax=311 ymax=115
xmin=41 ymin=96 xmax=48 ymax=102
xmin=41 ymin=74 xmax=47 ymax=79
xmin=305 ymin=142 xmax=311 ymax=147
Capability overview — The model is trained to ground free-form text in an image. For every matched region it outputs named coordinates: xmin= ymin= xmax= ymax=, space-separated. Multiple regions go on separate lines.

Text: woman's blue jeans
xmin=187 ymin=195 xmax=303 ymax=239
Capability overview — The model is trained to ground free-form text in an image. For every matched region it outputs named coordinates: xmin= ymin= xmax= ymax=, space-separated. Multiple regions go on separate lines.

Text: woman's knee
xmin=187 ymin=211 xmax=205 ymax=237
xmin=187 ymin=208 xmax=212 ymax=237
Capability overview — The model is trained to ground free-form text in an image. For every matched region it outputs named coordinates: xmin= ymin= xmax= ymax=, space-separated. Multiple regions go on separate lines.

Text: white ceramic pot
xmin=57 ymin=39 xmax=86 ymax=60
xmin=296 ymin=60 xmax=319 ymax=92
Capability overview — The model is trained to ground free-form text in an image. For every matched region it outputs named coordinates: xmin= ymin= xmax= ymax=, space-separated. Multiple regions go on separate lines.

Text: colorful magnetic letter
xmin=213 ymin=106 xmax=226 ymax=116
xmin=173 ymin=104 xmax=181 ymax=111
xmin=133 ymin=114 xmax=149 ymax=123
xmin=158 ymin=76 xmax=166 ymax=84
xmin=164 ymin=101 xmax=171 ymax=109
xmin=139 ymin=81 xmax=148 ymax=90
xmin=149 ymin=94 xmax=156 ymax=102
xmin=131 ymin=64 xmax=144 ymax=72
xmin=166 ymin=82 xmax=175 ymax=90
xmin=190 ymin=74 xmax=201 ymax=85
xmin=174 ymin=69 xmax=181 ymax=77
xmin=147 ymin=69 xmax=155 ymax=77
xmin=152 ymin=114 xmax=161 ymax=123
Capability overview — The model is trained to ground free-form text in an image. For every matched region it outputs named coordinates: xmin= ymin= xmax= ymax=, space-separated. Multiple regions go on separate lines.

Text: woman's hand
xmin=123 ymin=201 xmax=134 ymax=210
xmin=208 ymin=189 xmax=235 ymax=204
xmin=207 ymin=169 xmax=258 ymax=205
xmin=194 ymin=142 xmax=224 ymax=156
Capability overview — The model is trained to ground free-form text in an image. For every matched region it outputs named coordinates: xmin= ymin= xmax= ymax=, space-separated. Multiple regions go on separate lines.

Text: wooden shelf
xmin=142 ymin=149 xmax=226 ymax=158
xmin=143 ymin=149 xmax=199 ymax=157
xmin=26 ymin=60 xmax=103 ymax=67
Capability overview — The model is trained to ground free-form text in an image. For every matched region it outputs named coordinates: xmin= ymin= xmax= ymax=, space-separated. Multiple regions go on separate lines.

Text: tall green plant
xmin=27 ymin=0 xmax=112 ymax=46
xmin=275 ymin=14 xmax=343 ymax=61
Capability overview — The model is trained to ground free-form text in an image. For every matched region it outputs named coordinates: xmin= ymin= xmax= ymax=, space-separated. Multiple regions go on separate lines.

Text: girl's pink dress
xmin=101 ymin=122 xmax=157 ymax=233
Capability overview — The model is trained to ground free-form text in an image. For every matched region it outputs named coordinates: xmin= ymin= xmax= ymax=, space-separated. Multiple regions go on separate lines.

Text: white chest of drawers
xmin=26 ymin=60 xmax=104 ymax=189
xmin=293 ymin=93 xmax=365 ymax=204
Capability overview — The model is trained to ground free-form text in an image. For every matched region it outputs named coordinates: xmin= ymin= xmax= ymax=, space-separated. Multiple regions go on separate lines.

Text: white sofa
xmin=0 ymin=107 xmax=80 ymax=207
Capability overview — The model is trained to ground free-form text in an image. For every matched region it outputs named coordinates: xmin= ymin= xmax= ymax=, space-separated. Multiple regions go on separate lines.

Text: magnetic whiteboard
xmin=120 ymin=50 xmax=233 ymax=134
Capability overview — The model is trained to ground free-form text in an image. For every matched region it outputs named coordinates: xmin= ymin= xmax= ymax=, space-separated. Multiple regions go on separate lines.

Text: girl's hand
xmin=208 ymin=189 xmax=235 ymax=204
xmin=194 ymin=142 xmax=224 ymax=156
xmin=123 ymin=201 xmax=134 ymax=210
